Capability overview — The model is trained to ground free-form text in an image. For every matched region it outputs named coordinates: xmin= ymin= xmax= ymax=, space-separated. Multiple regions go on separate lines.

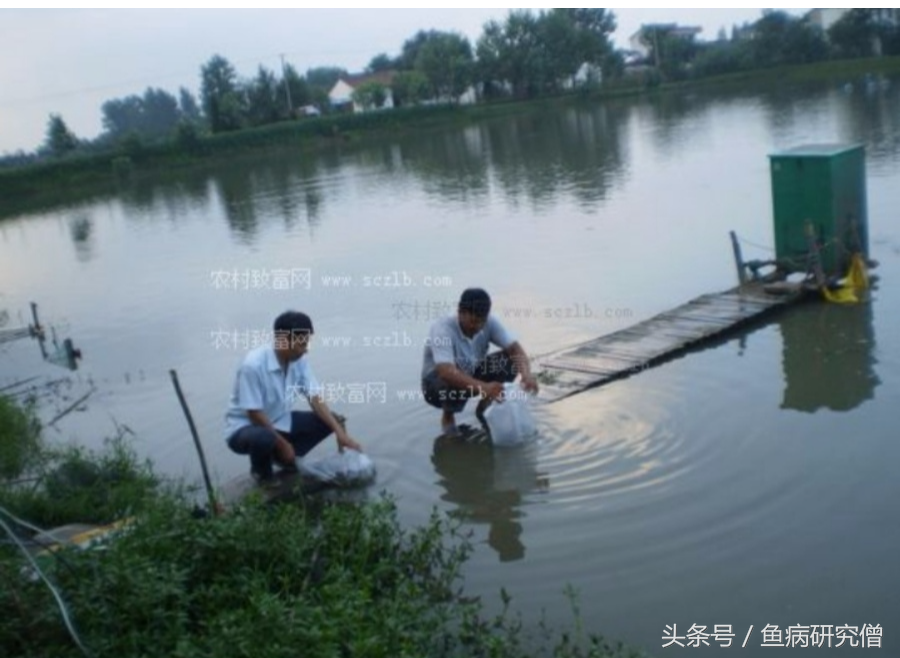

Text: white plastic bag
xmin=297 ymin=449 xmax=376 ymax=488
xmin=484 ymin=383 xmax=537 ymax=448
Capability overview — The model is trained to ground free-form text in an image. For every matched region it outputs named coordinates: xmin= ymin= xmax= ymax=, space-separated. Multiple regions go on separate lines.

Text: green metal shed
xmin=769 ymin=144 xmax=868 ymax=277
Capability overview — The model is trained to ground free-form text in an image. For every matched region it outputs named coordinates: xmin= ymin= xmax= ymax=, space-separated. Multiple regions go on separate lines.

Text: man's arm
xmin=435 ymin=363 xmax=505 ymax=401
xmin=246 ymin=409 xmax=296 ymax=465
xmin=505 ymin=341 xmax=539 ymax=393
xmin=309 ymin=395 xmax=363 ymax=452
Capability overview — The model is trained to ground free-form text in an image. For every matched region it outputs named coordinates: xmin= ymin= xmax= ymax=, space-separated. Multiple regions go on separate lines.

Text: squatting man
xmin=224 ymin=311 xmax=363 ymax=483
xmin=421 ymin=288 xmax=539 ymax=435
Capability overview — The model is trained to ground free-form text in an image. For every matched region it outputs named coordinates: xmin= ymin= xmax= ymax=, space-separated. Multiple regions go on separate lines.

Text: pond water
xmin=2 ymin=75 xmax=899 ymax=655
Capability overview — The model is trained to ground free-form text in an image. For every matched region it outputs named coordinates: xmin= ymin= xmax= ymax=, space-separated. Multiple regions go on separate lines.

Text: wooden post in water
xmin=730 ymin=231 xmax=748 ymax=287
xmin=170 ymin=369 xmax=220 ymax=515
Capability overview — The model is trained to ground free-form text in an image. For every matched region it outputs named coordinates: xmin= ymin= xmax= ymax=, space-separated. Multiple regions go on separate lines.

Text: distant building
xmin=808 ymin=8 xmax=899 ymax=32
xmin=328 ymin=71 xmax=397 ymax=113
xmin=562 ymin=62 xmax=603 ymax=90
xmin=871 ymin=8 xmax=900 ymax=27
xmin=807 ymin=8 xmax=850 ymax=32
xmin=629 ymin=24 xmax=703 ymax=60
xmin=806 ymin=8 xmax=900 ymax=54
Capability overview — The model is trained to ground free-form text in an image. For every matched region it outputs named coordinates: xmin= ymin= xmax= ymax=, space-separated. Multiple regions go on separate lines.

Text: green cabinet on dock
xmin=769 ymin=144 xmax=868 ymax=277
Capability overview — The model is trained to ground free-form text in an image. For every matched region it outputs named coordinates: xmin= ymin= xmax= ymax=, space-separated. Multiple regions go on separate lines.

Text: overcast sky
xmin=0 ymin=7 xmax=808 ymax=155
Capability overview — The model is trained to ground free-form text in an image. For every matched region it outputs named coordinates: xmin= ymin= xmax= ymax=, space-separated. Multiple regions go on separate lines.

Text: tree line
xmin=20 ymin=9 xmax=900 ymax=164
xmin=654 ymin=9 xmax=900 ymax=81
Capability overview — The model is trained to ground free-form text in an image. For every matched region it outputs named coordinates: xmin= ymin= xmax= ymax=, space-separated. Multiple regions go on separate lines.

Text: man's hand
xmin=273 ymin=434 xmax=296 ymax=465
xmin=310 ymin=395 xmax=364 ymax=453
xmin=521 ymin=374 xmax=539 ymax=394
xmin=480 ymin=381 xmax=505 ymax=401
xmin=336 ymin=431 xmax=362 ymax=453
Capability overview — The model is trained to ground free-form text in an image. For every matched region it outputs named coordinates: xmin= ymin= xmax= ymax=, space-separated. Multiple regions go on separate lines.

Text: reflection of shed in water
xmin=779 ymin=301 xmax=879 ymax=413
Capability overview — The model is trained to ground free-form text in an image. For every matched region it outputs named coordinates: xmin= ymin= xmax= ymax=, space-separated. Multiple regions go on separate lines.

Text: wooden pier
xmin=535 ymin=281 xmax=811 ymax=403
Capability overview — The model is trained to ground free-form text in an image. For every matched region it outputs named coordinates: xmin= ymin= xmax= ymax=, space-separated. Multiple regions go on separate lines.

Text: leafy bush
xmin=0 ymin=434 xmax=159 ymax=528
xmin=0 ymin=491 xmax=644 ymax=658
xmin=0 ymin=394 xmax=43 ymax=481
xmin=0 ymin=396 xmax=643 ymax=657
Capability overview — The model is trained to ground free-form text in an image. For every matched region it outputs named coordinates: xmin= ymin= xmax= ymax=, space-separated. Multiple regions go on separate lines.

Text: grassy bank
xmin=0 ymin=394 xmax=645 ymax=657
xmin=657 ymin=54 xmax=900 ymax=93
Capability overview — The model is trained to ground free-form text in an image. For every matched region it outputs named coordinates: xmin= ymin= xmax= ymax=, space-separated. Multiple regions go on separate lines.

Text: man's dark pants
xmin=422 ymin=351 xmax=517 ymax=414
xmin=227 ymin=411 xmax=331 ymax=479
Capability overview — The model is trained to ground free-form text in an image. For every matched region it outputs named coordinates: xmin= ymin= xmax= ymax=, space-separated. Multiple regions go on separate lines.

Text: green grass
xmin=636 ymin=55 xmax=900 ymax=94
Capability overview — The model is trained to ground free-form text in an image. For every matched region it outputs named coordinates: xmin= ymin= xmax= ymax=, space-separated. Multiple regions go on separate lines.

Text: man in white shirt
xmin=225 ymin=311 xmax=362 ymax=482
xmin=421 ymin=288 xmax=538 ymax=436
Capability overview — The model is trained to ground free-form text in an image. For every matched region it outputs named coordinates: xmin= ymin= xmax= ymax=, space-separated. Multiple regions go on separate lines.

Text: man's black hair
xmin=458 ymin=288 xmax=492 ymax=319
xmin=274 ymin=311 xmax=314 ymax=335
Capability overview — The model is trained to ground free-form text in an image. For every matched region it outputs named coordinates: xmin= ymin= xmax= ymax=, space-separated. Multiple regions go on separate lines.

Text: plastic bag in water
xmin=484 ymin=383 xmax=537 ymax=448
xmin=298 ymin=449 xmax=376 ymax=487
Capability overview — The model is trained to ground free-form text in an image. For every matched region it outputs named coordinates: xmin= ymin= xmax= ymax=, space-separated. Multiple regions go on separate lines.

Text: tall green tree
xmin=101 ymin=95 xmax=144 ymax=137
xmin=391 ymin=70 xmax=431 ymax=107
xmin=884 ymin=24 xmax=900 ymax=56
xmin=178 ymin=87 xmax=202 ymax=125
xmin=200 ymin=54 xmax=244 ymax=133
xmin=476 ymin=11 xmax=543 ymax=99
xmin=101 ymin=88 xmax=180 ymax=141
xmin=44 ymin=114 xmax=78 ymax=156
xmin=640 ymin=25 xmax=699 ymax=80
xmin=245 ymin=65 xmax=280 ymax=126
xmin=280 ymin=63 xmax=312 ymax=116
xmin=140 ymin=88 xmax=180 ymax=137
xmin=558 ymin=8 xmax=619 ymax=77
xmin=306 ymin=66 xmax=346 ymax=92
xmin=398 ymin=30 xmax=434 ymax=70
xmin=537 ymin=10 xmax=584 ymax=92
xmin=414 ymin=31 xmax=474 ymax=101
xmin=367 ymin=53 xmax=395 ymax=73
xmin=351 ymin=81 xmax=388 ymax=110
xmin=476 ymin=9 xmax=619 ymax=98
xmin=749 ymin=11 xmax=828 ymax=68
xmin=828 ymin=10 xmax=879 ymax=58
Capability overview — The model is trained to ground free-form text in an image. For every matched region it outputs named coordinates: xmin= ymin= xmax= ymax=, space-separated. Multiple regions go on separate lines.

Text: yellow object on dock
xmin=822 ymin=253 xmax=869 ymax=304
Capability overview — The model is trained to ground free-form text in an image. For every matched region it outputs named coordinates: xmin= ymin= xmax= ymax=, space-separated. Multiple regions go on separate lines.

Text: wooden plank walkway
xmin=535 ymin=281 xmax=812 ymax=403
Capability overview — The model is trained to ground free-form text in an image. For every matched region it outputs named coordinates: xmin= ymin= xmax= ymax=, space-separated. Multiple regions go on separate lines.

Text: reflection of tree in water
xmin=485 ymin=103 xmax=628 ymax=210
xmin=67 ymin=214 xmax=94 ymax=263
xmin=304 ymin=187 xmax=322 ymax=228
xmin=833 ymin=75 xmax=900 ymax=165
xmin=431 ymin=435 xmax=548 ymax=563
xmin=393 ymin=102 xmax=628 ymax=211
xmin=756 ymin=74 xmax=900 ymax=161
xmin=635 ymin=90 xmax=707 ymax=156
xmin=214 ymin=167 xmax=259 ymax=244
xmin=779 ymin=300 xmax=879 ymax=413
xmin=394 ymin=129 xmax=491 ymax=204
xmin=755 ymin=79 xmax=832 ymax=141
xmin=119 ymin=169 xmax=211 ymax=222
xmin=638 ymin=82 xmax=821 ymax=158
xmin=212 ymin=153 xmax=338 ymax=243
xmin=111 ymin=151 xmax=339 ymax=243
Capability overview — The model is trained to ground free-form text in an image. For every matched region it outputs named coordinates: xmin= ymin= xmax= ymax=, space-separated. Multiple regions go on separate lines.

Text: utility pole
xmin=280 ymin=53 xmax=294 ymax=117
